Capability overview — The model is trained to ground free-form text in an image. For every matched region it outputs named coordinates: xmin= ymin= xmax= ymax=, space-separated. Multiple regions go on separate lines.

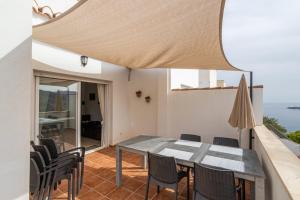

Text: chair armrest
xmin=43 ymin=156 xmax=77 ymax=175
xmin=59 ymin=147 xmax=86 ymax=157
xmin=49 ymin=152 xmax=80 ymax=166
xmin=56 ymin=152 xmax=80 ymax=160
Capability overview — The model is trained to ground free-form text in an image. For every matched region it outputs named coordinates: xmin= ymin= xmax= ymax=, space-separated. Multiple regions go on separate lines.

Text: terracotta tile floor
xmin=53 ymin=147 xmax=251 ymax=200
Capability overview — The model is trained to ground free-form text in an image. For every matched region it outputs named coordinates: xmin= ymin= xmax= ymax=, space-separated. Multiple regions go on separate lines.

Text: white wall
xmin=157 ymin=70 xmax=263 ymax=149
xmin=254 ymin=126 xmax=300 ymax=200
xmin=0 ymin=1 xmax=31 ymax=199
xmin=32 ymin=41 xmax=102 ymax=74
xmin=0 ymin=0 xmax=31 ymax=59
xmin=127 ymin=70 xmax=159 ymax=137
xmin=0 ymin=38 xmax=32 ymax=199
xmin=170 ymin=69 xmax=199 ymax=89
xmin=198 ymin=70 xmax=217 ymax=88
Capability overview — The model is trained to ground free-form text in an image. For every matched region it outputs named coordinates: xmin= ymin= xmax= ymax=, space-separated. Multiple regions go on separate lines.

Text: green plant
xmin=287 ymin=131 xmax=300 ymax=144
xmin=263 ymin=116 xmax=287 ymax=133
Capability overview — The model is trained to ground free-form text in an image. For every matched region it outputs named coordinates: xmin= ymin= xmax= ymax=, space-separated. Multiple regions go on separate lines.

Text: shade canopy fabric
xmin=33 ymin=0 xmax=238 ymax=70
xmin=228 ymin=74 xmax=256 ymax=130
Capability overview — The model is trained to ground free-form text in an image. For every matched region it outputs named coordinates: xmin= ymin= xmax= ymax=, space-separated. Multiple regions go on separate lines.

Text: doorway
xmin=37 ymin=77 xmax=78 ymax=151
xmin=35 ymin=76 xmax=111 ymax=152
xmin=80 ymin=82 xmax=105 ymax=150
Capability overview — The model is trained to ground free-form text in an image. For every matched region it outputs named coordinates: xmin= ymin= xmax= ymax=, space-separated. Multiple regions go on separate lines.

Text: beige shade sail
xmin=228 ymin=74 xmax=256 ymax=130
xmin=33 ymin=0 xmax=239 ymax=70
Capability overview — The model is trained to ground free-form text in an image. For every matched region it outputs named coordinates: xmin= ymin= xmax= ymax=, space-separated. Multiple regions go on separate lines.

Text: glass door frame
xmin=34 ymin=76 xmax=80 ymax=149
xmin=76 ymin=82 xmax=81 ymax=148
xmin=34 ymin=74 xmax=112 ymax=150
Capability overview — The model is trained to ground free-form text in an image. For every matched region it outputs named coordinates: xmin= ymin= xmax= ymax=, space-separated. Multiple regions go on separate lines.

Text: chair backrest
xmin=30 ymin=158 xmax=41 ymax=195
xmin=213 ymin=137 xmax=239 ymax=148
xmin=148 ymin=152 xmax=178 ymax=184
xmin=180 ymin=134 xmax=201 ymax=142
xmin=40 ymin=138 xmax=59 ymax=159
xmin=30 ymin=151 xmax=46 ymax=172
xmin=31 ymin=142 xmax=52 ymax=165
xmin=194 ymin=163 xmax=236 ymax=200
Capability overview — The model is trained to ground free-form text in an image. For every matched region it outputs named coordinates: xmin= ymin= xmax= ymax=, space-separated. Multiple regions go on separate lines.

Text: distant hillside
xmin=39 ymin=90 xmax=76 ymax=112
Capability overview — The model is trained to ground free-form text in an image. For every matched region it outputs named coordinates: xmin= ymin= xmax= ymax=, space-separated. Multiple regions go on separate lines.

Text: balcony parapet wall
xmin=254 ymin=125 xmax=300 ymax=200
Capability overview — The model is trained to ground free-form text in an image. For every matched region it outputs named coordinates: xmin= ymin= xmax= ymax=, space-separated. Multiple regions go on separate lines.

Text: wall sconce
xmin=136 ymin=90 xmax=142 ymax=98
xmin=81 ymin=55 xmax=88 ymax=67
xmin=145 ymin=96 xmax=151 ymax=103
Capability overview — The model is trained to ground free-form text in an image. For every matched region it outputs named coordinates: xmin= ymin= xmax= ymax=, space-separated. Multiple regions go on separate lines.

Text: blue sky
xmin=220 ymin=0 xmax=300 ymax=103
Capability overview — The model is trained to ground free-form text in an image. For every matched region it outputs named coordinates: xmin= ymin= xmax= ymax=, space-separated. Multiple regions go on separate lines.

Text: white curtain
xmin=97 ymin=84 xmax=105 ymax=145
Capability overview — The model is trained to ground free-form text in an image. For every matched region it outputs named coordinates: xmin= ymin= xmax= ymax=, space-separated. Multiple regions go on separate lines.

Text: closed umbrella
xmin=228 ymin=74 xmax=256 ymax=146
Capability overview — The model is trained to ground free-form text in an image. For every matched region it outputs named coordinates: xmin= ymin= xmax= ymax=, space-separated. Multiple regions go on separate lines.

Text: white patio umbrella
xmin=228 ymin=74 xmax=256 ymax=146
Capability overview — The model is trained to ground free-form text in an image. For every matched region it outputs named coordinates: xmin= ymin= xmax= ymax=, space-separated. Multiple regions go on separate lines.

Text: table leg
xmin=142 ymin=154 xmax=148 ymax=169
xmin=253 ymin=177 xmax=265 ymax=200
xmin=116 ymin=146 xmax=122 ymax=187
xmin=242 ymin=179 xmax=245 ymax=200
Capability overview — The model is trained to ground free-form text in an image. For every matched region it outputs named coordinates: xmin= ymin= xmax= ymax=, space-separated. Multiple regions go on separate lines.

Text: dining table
xmin=115 ymin=135 xmax=265 ymax=200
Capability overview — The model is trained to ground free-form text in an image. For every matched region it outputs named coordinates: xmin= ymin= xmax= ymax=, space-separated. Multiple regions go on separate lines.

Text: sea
xmin=264 ymin=103 xmax=300 ymax=132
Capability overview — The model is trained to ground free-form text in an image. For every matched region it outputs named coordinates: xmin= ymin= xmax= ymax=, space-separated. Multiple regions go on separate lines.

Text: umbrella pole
xmin=238 ymin=128 xmax=242 ymax=147
xmin=249 ymin=71 xmax=254 ymax=149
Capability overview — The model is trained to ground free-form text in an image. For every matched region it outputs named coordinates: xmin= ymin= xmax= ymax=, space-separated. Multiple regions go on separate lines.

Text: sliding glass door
xmin=36 ymin=76 xmax=109 ymax=152
xmin=38 ymin=77 xmax=79 ymax=152
xmin=80 ymin=82 xmax=104 ymax=150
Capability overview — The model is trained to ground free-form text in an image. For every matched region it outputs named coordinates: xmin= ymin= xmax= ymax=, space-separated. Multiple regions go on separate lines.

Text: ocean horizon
xmin=264 ymin=102 xmax=300 ymax=132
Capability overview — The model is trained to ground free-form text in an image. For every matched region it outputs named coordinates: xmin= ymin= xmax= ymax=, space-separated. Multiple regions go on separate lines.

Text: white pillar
xmin=198 ymin=70 xmax=217 ymax=88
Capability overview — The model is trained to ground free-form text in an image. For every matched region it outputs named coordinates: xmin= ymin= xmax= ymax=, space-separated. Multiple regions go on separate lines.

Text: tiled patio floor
xmin=53 ymin=147 xmax=251 ymax=200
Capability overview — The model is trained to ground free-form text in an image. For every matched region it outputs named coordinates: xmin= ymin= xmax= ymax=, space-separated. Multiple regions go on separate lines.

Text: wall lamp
xmin=81 ymin=55 xmax=88 ymax=67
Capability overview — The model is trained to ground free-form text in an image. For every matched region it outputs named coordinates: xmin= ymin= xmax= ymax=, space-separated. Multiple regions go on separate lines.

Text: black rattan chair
xmin=213 ymin=137 xmax=239 ymax=148
xmin=180 ymin=133 xmax=201 ymax=175
xmin=31 ymin=141 xmax=79 ymax=200
xmin=49 ymin=154 xmax=78 ymax=200
xmin=180 ymin=134 xmax=201 ymax=142
xmin=30 ymin=152 xmax=58 ymax=200
xmin=39 ymin=138 xmax=85 ymax=193
xmin=30 ymin=158 xmax=45 ymax=200
xmin=193 ymin=163 xmax=240 ymax=200
xmin=145 ymin=152 xmax=190 ymax=200
xmin=213 ymin=137 xmax=243 ymax=198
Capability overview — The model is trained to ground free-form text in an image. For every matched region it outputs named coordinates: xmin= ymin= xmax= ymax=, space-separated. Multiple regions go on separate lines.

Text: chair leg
xmin=76 ymin=164 xmax=80 ymax=195
xmin=193 ymin=191 xmax=198 ymax=200
xmin=68 ymin=177 xmax=71 ymax=200
xmin=242 ymin=179 xmax=245 ymax=200
xmin=157 ymin=185 xmax=160 ymax=194
xmin=145 ymin=178 xmax=150 ymax=200
xmin=48 ymin=178 xmax=57 ymax=200
xmin=62 ymin=143 xmax=66 ymax=152
xmin=175 ymin=185 xmax=178 ymax=200
xmin=80 ymin=160 xmax=85 ymax=189
xmin=72 ymin=170 xmax=76 ymax=200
